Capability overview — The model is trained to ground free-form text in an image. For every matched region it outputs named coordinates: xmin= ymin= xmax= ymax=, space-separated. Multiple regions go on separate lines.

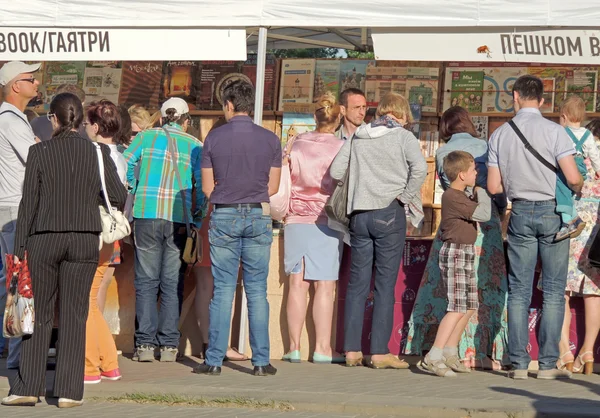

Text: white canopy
xmin=2 ymin=0 xmax=600 ymax=28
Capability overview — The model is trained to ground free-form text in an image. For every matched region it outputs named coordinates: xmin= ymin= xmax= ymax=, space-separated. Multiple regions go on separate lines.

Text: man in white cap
xmin=123 ymin=97 xmax=204 ymax=363
xmin=0 ymin=61 xmax=41 ymax=369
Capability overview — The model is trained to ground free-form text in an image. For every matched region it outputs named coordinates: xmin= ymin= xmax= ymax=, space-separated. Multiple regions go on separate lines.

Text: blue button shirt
xmin=435 ymin=133 xmax=489 ymax=191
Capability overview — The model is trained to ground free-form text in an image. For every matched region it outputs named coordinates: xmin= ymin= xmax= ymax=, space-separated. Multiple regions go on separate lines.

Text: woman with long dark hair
xmin=2 ymin=93 xmax=126 ymax=408
xmin=405 ymin=106 xmax=509 ymax=371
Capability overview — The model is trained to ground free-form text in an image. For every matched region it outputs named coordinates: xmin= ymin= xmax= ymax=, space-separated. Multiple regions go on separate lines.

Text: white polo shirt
xmin=0 ymin=102 xmax=36 ymax=206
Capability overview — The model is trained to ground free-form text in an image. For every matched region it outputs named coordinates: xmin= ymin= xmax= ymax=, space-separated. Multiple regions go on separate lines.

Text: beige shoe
xmin=1 ymin=395 xmax=38 ymax=406
xmin=368 ymin=353 xmax=410 ymax=369
xmin=444 ymin=355 xmax=471 ymax=373
xmin=419 ymin=354 xmax=456 ymax=377
xmin=58 ymin=398 xmax=84 ymax=408
xmin=537 ymin=368 xmax=572 ymax=380
xmin=508 ymin=369 xmax=528 ymax=380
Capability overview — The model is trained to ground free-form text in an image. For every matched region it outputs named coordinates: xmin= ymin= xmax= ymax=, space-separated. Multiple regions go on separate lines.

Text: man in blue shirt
xmin=488 ymin=75 xmax=583 ymax=380
xmin=195 ymin=81 xmax=281 ymax=377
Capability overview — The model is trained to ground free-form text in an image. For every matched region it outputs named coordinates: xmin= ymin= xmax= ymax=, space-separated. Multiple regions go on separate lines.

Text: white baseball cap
xmin=0 ymin=61 xmax=41 ymax=86
xmin=160 ymin=97 xmax=189 ymax=118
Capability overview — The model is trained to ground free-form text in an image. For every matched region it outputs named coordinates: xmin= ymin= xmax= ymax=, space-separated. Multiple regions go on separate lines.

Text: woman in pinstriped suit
xmin=2 ymin=93 xmax=127 ymax=409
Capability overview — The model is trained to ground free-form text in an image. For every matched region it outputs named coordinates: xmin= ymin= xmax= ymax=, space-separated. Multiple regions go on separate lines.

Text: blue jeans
xmin=133 ymin=218 xmax=187 ymax=348
xmin=344 ymin=200 xmax=406 ymax=355
xmin=507 ymin=200 xmax=569 ymax=370
xmin=205 ymin=205 xmax=273 ymax=367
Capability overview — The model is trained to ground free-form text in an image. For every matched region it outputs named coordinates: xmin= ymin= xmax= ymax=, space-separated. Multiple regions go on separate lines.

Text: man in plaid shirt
xmin=124 ymin=98 xmax=203 ymax=363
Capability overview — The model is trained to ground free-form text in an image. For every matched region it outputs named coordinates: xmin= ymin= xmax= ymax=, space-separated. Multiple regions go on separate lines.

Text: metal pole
xmin=253 ymin=26 xmax=268 ymax=126
xmin=239 ymin=26 xmax=268 ymax=355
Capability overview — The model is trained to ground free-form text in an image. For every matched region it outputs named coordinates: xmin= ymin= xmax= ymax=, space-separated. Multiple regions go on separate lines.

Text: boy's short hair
xmin=443 ymin=150 xmax=474 ymax=183
xmin=561 ymin=96 xmax=586 ymax=123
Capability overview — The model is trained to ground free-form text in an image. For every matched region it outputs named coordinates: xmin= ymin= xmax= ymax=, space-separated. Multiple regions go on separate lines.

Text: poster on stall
xmin=565 ymin=70 xmax=597 ymax=112
xmin=481 ymin=67 xmax=526 ymax=113
xmin=450 ymin=70 xmax=484 ymax=113
xmin=242 ymin=54 xmax=277 ymax=111
xmin=42 ymin=61 xmax=87 ymax=108
xmin=406 ymin=67 xmax=439 ymax=113
xmin=279 ymin=59 xmax=316 ymax=110
xmin=339 ymin=60 xmax=374 ymax=93
xmin=281 ymin=112 xmax=316 ymax=148
xmin=118 ymin=61 xmax=163 ymax=109
xmin=471 ymin=116 xmax=489 ymax=140
xmin=160 ymin=61 xmax=201 ymax=109
xmin=313 ymin=60 xmax=341 ymax=101
xmin=83 ymin=61 xmax=122 ymax=104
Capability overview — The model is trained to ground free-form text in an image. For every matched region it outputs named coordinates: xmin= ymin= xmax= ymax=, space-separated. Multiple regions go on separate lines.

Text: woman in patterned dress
xmin=557 ymin=119 xmax=600 ymax=375
xmin=404 ymin=107 xmax=509 ymax=369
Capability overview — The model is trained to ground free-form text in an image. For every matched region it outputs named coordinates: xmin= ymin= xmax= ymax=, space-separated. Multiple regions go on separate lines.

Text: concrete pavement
xmin=1 ymin=356 xmax=599 ymax=417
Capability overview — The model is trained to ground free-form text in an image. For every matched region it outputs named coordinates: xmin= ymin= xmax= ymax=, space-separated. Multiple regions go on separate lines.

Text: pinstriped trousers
xmin=10 ymin=232 xmax=99 ymax=400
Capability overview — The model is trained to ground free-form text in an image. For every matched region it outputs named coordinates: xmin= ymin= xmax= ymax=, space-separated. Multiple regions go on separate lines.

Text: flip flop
xmin=224 ymin=348 xmax=249 ymax=362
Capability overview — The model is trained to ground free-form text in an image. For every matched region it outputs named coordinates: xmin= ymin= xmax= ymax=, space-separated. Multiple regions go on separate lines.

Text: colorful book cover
xmin=279 ymin=59 xmax=316 ymax=111
xmin=242 ymin=54 xmax=277 ymax=111
xmin=83 ymin=61 xmax=122 ymax=105
xmin=199 ymin=61 xmax=247 ymax=110
xmin=43 ymin=61 xmax=87 ymax=107
xmin=159 ymin=61 xmax=202 ymax=109
xmin=118 ymin=61 xmax=163 ymax=109
xmin=565 ymin=70 xmax=597 ymax=112
xmin=313 ymin=60 xmax=341 ymax=101
xmin=527 ymin=67 xmax=568 ymax=113
xmin=339 ymin=60 xmax=374 ymax=93
xmin=541 ymin=78 xmax=556 ymax=114
xmin=406 ymin=67 xmax=439 ymax=113
xmin=281 ymin=112 xmax=316 ymax=148
xmin=365 ymin=66 xmax=406 ymax=107
xmin=450 ymin=71 xmax=484 ymax=113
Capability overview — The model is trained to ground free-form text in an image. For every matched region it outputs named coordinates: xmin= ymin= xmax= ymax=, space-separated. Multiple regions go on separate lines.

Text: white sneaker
xmin=58 ymin=398 xmax=84 ymax=408
xmin=1 ymin=395 xmax=38 ymax=406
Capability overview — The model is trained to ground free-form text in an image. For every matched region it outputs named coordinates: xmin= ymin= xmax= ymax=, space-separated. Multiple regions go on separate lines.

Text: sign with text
xmin=0 ymin=28 xmax=247 ymax=61
xmin=373 ymin=28 xmax=600 ymax=65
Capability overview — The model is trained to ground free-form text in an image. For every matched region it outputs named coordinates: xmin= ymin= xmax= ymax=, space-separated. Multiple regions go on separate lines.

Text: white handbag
xmin=95 ymin=143 xmax=131 ymax=246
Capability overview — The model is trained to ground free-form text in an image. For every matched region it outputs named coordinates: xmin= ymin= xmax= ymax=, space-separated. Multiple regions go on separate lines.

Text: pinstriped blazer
xmin=14 ymin=131 xmax=127 ymax=258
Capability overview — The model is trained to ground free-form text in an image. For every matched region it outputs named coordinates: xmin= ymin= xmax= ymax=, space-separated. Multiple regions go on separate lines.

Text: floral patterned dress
xmin=565 ymin=157 xmax=600 ymax=295
xmin=403 ymin=208 xmax=509 ymax=364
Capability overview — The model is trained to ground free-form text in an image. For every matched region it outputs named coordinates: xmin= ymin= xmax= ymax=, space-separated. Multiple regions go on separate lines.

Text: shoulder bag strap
xmin=508 ymin=120 xmax=557 ymax=173
xmin=0 ymin=110 xmax=31 ymax=166
xmin=95 ymin=143 xmax=114 ymax=215
xmin=163 ymin=127 xmax=191 ymax=237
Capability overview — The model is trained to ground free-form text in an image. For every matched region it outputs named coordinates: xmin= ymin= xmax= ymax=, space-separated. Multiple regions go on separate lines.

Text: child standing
xmin=421 ymin=151 xmax=491 ymax=377
xmin=555 ymin=96 xmax=600 ymax=241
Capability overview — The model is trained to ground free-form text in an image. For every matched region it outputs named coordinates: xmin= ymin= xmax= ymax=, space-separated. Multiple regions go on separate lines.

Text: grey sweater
xmin=330 ymin=121 xmax=428 ymax=215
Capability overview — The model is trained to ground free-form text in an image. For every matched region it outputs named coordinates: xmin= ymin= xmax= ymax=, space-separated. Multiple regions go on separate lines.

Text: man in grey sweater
xmin=330 ymin=92 xmax=427 ymax=369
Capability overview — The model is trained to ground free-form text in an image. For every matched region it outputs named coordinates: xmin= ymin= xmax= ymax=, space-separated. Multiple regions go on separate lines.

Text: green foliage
xmin=345 ymin=50 xmax=375 ymax=59
xmin=270 ymin=48 xmax=339 ymax=59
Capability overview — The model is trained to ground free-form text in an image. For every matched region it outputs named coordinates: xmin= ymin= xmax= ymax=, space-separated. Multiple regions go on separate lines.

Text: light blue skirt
xmin=284 ymin=223 xmax=343 ymax=281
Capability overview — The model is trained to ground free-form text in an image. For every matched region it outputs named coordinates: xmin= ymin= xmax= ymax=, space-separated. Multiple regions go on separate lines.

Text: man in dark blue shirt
xmin=195 ymin=81 xmax=281 ymax=377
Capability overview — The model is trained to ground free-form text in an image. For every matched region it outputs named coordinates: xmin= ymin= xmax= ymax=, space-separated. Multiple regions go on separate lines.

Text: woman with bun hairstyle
xmin=282 ymin=93 xmax=346 ymax=364
xmin=83 ymin=100 xmax=127 ymax=384
xmin=2 ymin=93 xmax=126 ymax=408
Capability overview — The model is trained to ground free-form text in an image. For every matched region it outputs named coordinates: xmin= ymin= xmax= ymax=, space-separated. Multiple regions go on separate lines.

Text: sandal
xmin=557 ymin=351 xmax=574 ymax=372
xmin=224 ymin=347 xmax=249 ymax=362
xmin=444 ymin=355 xmax=471 ymax=373
xmin=419 ymin=354 xmax=456 ymax=377
xmin=573 ymin=351 xmax=594 ymax=375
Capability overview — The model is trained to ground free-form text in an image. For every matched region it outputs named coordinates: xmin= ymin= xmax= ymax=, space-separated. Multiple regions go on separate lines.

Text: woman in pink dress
xmin=282 ymin=93 xmax=345 ymax=364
